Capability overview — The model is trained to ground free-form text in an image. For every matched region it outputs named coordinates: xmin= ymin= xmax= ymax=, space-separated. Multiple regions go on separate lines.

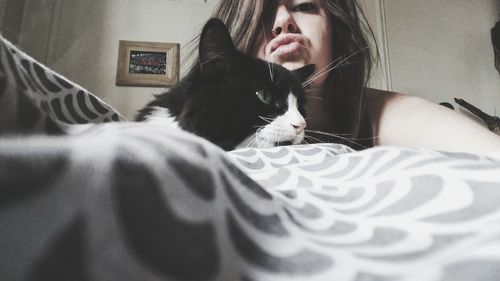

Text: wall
xmin=19 ymin=0 xmax=218 ymax=120
xmin=360 ymin=0 xmax=392 ymax=91
xmin=0 ymin=0 xmax=26 ymax=44
xmin=363 ymin=0 xmax=500 ymax=117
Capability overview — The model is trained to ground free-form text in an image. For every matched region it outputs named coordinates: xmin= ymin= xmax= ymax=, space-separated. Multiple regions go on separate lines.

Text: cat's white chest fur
xmin=144 ymin=106 xmax=180 ymax=128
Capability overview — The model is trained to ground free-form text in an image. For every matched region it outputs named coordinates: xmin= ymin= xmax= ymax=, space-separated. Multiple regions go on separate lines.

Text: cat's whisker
xmin=245 ymin=136 xmax=253 ymax=148
xmin=302 ymin=47 xmax=369 ymax=88
xmin=248 ymin=135 xmax=258 ymax=148
xmin=304 ymin=135 xmax=324 ymax=143
xmin=304 ymin=53 xmax=365 ymax=87
xmin=305 ymin=88 xmax=323 ymax=92
xmin=250 ymin=138 xmax=257 ymax=148
xmin=246 ymin=129 xmax=260 ymax=148
xmin=273 ymin=127 xmax=299 ymax=145
xmin=268 ymin=61 xmax=274 ymax=83
xmin=302 ymin=56 xmax=344 ymax=87
xmin=252 ymin=123 xmax=265 ymax=130
xmin=304 ymin=134 xmax=368 ymax=149
xmin=255 ymin=127 xmax=265 ymax=136
xmin=304 ymin=130 xmax=375 ymax=149
xmin=303 ymin=56 xmax=365 ymax=88
xmin=275 ymin=70 xmax=288 ymax=85
xmin=258 ymin=116 xmax=274 ymax=124
xmin=256 ymin=127 xmax=268 ymax=145
xmin=302 ymin=60 xmax=359 ymax=88
xmin=305 ymin=129 xmax=379 ymax=140
xmin=319 ymin=60 xmax=360 ymax=73
xmin=301 ymin=137 xmax=312 ymax=145
xmin=249 ymin=132 xmax=262 ymax=148
xmin=307 ymin=95 xmax=324 ymax=100
xmin=257 ymin=135 xmax=266 ymax=149
xmin=304 ymin=129 xmax=347 ymax=136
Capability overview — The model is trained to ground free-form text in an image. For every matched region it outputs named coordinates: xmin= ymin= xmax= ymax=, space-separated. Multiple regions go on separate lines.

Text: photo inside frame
xmin=129 ymin=51 xmax=168 ymax=75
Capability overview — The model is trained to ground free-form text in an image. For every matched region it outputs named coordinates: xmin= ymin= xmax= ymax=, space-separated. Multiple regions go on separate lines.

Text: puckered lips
xmin=267 ymin=34 xmax=306 ymax=57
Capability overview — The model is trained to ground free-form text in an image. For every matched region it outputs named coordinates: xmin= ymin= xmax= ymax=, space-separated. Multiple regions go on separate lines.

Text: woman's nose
xmin=272 ymin=5 xmax=298 ymax=37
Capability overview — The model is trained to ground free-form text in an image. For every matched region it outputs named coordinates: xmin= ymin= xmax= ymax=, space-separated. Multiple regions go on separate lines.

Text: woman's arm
xmin=365 ymin=88 xmax=500 ymax=156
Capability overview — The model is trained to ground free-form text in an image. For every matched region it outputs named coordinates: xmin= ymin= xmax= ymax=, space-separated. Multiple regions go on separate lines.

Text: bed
xmin=1 ymin=35 xmax=500 ymax=281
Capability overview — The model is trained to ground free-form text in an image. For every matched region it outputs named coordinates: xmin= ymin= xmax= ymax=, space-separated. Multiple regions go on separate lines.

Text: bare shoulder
xmin=363 ymin=88 xmax=500 ymax=155
xmin=365 ymin=88 xmax=428 ymax=110
xmin=364 ymin=88 xmax=447 ymax=121
xmin=363 ymin=88 xmax=427 ymax=131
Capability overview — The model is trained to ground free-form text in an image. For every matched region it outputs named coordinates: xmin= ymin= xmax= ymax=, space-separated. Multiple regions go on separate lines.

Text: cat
xmin=135 ymin=18 xmax=315 ymax=151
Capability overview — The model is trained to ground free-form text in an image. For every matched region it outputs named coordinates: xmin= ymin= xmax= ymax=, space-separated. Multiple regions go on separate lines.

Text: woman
xmin=210 ymin=0 xmax=500 ymax=155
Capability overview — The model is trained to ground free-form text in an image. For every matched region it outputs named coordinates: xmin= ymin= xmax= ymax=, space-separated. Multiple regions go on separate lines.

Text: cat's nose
xmin=292 ymin=121 xmax=306 ymax=133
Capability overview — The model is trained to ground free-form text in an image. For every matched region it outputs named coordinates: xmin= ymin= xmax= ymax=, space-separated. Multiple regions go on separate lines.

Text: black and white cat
xmin=136 ymin=18 xmax=314 ymax=151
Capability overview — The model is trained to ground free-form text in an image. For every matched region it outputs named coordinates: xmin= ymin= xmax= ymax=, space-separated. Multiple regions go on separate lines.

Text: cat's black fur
xmin=136 ymin=18 xmax=314 ymax=151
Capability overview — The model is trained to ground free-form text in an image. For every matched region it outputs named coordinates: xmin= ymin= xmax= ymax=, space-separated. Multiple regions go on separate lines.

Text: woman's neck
xmin=304 ymin=86 xmax=374 ymax=149
xmin=304 ymin=88 xmax=336 ymax=132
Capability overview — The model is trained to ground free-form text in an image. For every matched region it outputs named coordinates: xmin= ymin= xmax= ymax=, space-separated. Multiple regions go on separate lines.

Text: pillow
xmin=0 ymin=35 xmax=124 ymax=136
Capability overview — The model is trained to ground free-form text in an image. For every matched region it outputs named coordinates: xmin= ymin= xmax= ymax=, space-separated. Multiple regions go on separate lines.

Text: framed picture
xmin=116 ymin=40 xmax=180 ymax=87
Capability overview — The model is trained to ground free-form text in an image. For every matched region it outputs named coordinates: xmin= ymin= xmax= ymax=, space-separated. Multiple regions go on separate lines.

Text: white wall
xmin=363 ymin=0 xmax=500 ymax=117
xmin=20 ymin=0 xmax=218 ymax=120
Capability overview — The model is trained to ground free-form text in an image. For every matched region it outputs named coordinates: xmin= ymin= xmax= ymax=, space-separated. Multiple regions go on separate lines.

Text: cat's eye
xmin=256 ymin=90 xmax=273 ymax=106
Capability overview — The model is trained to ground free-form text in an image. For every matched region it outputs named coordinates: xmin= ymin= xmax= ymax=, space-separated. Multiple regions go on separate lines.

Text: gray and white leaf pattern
xmin=0 ymin=34 xmax=124 ymax=137
xmin=229 ymin=144 xmax=500 ymax=281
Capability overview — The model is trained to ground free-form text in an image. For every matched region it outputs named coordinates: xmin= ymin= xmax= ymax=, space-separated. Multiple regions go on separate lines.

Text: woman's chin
xmin=280 ymin=61 xmax=309 ymax=71
xmin=267 ymin=50 xmax=310 ymax=71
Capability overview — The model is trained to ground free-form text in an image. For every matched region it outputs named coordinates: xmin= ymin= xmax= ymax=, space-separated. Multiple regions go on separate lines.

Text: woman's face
xmin=252 ymin=0 xmax=334 ymax=88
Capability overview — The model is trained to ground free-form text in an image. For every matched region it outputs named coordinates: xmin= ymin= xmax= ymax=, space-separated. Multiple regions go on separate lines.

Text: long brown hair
xmin=189 ymin=0 xmax=377 ymax=148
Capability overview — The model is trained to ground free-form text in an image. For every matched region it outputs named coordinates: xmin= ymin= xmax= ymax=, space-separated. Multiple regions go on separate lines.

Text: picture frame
xmin=115 ymin=40 xmax=180 ymax=87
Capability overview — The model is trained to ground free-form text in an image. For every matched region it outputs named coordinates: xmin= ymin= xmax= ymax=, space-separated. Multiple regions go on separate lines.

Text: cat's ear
xmin=199 ymin=18 xmax=236 ymax=79
xmin=291 ymin=64 xmax=316 ymax=83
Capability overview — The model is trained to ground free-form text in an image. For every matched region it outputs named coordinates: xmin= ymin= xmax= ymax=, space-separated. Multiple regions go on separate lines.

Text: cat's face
xmin=195 ymin=18 xmax=315 ymax=150
xmin=230 ymin=61 xmax=314 ymax=149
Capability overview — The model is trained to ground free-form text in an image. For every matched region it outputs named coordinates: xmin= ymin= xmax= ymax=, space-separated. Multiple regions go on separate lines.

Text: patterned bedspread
xmin=230 ymin=144 xmax=500 ymax=280
xmin=1 ymin=35 xmax=500 ymax=281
